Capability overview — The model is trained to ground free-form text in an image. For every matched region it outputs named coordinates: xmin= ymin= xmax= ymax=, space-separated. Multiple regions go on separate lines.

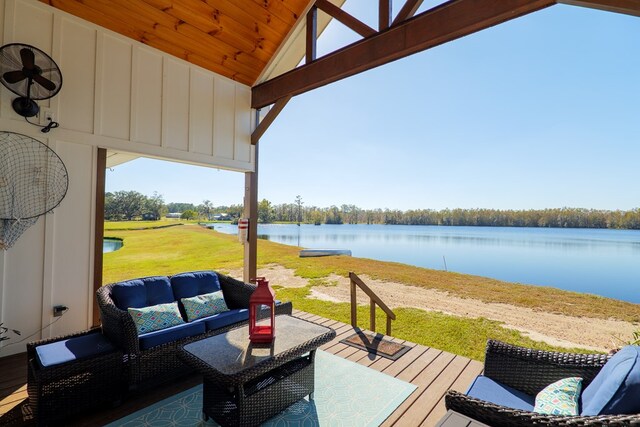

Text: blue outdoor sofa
xmin=96 ymin=270 xmax=292 ymax=388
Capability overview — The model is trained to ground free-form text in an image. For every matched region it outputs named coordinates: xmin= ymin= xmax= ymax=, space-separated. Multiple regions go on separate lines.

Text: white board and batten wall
xmin=0 ymin=0 xmax=255 ymax=356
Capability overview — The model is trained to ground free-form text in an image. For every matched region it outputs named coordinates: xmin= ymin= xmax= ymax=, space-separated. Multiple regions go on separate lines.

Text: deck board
xmin=421 ymin=360 xmax=484 ymax=426
xmin=381 ymin=350 xmax=455 ymax=426
xmin=0 ymin=311 xmax=480 ymax=427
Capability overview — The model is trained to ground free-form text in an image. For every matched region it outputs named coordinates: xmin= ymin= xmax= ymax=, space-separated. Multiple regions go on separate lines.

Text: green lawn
xmin=103 ymin=223 xmax=635 ymax=360
xmin=275 ymin=285 xmax=587 ymax=360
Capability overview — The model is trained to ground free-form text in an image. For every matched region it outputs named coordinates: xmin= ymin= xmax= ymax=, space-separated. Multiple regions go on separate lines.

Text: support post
xmin=92 ymin=147 xmax=107 ymax=327
xmin=370 ymin=299 xmax=376 ymax=331
xmin=306 ymin=6 xmax=317 ymax=64
xmin=379 ymin=0 xmax=392 ymax=30
xmin=350 ymin=275 xmax=357 ymax=327
xmin=243 ymin=141 xmax=259 ymax=283
xmin=386 ymin=317 xmax=392 ymax=335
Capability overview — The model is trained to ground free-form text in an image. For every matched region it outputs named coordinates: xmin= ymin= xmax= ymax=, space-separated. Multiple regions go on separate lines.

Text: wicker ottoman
xmin=179 ymin=315 xmax=336 ymax=427
xmin=27 ymin=328 xmax=124 ymax=426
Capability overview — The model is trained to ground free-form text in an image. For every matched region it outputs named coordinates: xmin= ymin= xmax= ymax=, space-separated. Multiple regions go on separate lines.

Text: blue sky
xmin=106 ymin=3 xmax=640 ymax=211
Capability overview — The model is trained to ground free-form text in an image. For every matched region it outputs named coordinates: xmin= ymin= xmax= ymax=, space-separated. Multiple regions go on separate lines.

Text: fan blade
xmin=20 ymin=48 xmax=35 ymax=69
xmin=3 ymin=70 xmax=26 ymax=84
xmin=33 ymin=74 xmax=56 ymax=92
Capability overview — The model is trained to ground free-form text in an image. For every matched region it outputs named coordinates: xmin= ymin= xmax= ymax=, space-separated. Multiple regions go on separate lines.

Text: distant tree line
xmin=104 ymin=191 xmax=242 ymax=221
xmin=105 ymin=191 xmax=640 ymax=230
xmin=259 ymin=200 xmax=640 ymax=230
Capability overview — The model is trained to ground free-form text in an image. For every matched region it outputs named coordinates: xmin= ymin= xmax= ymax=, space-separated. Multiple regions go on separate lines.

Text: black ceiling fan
xmin=0 ymin=43 xmax=62 ymax=118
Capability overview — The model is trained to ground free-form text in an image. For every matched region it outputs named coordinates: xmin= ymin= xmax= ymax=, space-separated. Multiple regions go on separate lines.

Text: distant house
xmin=166 ymin=213 xmax=182 ymax=219
xmin=213 ymin=213 xmax=230 ymax=221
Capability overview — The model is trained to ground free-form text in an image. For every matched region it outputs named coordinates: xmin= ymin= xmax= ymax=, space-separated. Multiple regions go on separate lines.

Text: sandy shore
xmin=229 ymin=264 xmax=636 ymax=352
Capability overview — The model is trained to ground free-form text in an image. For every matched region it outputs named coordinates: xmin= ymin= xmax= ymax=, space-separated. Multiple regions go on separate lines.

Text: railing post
xmin=350 ymin=273 xmax=357 ymax=328
xmin=370 ymin=299 xmax=376 ymax=331
xmin=350 ymin=271 xmax=396 ymax=335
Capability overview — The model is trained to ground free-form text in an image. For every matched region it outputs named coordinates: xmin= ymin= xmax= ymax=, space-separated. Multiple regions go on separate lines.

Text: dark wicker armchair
xmin=445 ymin=340 xmax=640 ymax=426
xmin=96 ymin=272 xmax=292 ymax=389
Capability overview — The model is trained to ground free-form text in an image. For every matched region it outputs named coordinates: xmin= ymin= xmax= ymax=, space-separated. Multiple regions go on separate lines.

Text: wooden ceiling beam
xmin=252 ymin=0 xmax=556 ymax=109
xmin=558 ymin=0 xmax=640 ymax=16
xmin=315 ymin=0 xmax=376 ymax=38
xmin=392 ymin=0 xmax=424 ymax=25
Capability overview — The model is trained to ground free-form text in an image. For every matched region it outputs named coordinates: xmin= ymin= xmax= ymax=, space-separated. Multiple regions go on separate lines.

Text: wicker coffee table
xmin=178 ymin=315 xmax=335 ymax=427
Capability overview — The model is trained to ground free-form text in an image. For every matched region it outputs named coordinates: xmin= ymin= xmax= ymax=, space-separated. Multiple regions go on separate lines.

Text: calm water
xmin=103 ymin=238 xmax=123 ymax=253
xmin=211 ymin=223 xmax=640 ymax=303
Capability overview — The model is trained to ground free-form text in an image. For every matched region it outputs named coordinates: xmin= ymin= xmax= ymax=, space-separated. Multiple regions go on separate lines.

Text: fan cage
xmin=0 ymin=43 xmax=63 ymax=100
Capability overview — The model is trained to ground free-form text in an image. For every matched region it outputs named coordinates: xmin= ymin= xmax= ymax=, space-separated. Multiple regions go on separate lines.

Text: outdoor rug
xmin=105 ymin=350 xmax=416 ymax=427
xmin=340 ymin=331 xmax=411 ymax=361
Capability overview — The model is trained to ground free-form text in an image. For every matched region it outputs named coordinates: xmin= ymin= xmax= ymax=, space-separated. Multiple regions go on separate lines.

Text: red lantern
xmin=249 ymin=277 xmax=275 ymax=343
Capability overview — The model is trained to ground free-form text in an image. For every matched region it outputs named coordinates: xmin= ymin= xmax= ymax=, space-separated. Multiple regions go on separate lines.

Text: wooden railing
xmin=349 ymin=272 xmax=396 ymax=335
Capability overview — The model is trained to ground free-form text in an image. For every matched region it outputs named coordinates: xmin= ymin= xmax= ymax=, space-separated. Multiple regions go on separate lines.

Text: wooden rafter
xmin=393 ymin=0 xmax=424 ymax=25
xmin=251 ymin=96 xmax=293 ymax=145
xmin=252 ymin=0 xmax=555 ymax=109
xmin=558 ymin=0 xmax=640 ymax=16
xmin=315 ymin=0 xmax=376 ymax=38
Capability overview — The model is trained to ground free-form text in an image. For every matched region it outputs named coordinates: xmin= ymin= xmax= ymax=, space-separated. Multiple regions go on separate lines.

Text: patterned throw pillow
xmin=128 ymin=302 xmax=184 ymax=335
xmin=181 ymin=291 xmax=229 ymax=322
xmin=534 ymin=377 xmax=582 ymax=416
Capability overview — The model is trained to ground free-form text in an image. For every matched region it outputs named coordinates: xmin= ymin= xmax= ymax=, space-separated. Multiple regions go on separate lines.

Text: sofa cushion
xmin=193 ymin=308 xmax=249 ymax=332
xmin=466 ymin=375 xmax=535 ymax=412
xmin=581 ymin=346 xmax=640 ymax=416
xmin=534 ymin=377 xmax=582 ymax=416
xmin=138 ymin=321 xmax=206 ymax=351
xmin=182 ymin=290 xmax=229 ymax=322
xmin=128 ymin=302 xmax=185 ymax=334
xmin=35 ymin=332 xmax=115 ymax=368
xmin=111 ymin=276 xmax=174 ymax=310
xmin=170 ymin=271 xmax=221 ymax=301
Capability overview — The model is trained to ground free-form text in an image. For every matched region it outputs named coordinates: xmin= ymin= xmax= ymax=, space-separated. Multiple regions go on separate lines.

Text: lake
xmin=211 ymin=223 xmax=640 ymax=304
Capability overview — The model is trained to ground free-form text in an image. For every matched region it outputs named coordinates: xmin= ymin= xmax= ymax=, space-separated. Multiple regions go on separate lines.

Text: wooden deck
xmin=0 ymin=310 xmax=483 ymax=426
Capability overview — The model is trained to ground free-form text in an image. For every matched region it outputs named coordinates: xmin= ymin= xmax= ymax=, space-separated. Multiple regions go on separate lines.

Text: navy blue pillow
xmin=581 ymin=346 xmax=640 ymax=415
xmin=111 ymin=276 xmax=174 ymax=310
xmin=170 ymin=271 xmax=221 ymax=300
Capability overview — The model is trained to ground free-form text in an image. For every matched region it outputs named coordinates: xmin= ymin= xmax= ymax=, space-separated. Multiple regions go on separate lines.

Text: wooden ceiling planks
xmin=39 ymin=0 xmax=312 ymax=86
